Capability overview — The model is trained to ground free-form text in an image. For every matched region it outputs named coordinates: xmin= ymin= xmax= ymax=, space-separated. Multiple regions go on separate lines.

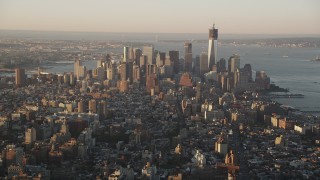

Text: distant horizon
xmin=1 ymin=29 xmax=320 ymax=39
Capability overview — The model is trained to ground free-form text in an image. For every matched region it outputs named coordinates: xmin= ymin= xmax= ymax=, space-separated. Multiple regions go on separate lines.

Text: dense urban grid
xmin=0 ymin=24 xmax=320 ymax=180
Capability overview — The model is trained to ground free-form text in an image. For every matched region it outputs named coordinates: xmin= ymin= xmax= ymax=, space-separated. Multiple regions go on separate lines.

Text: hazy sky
xmin=1 ymin=0 xmax=319 ymax=34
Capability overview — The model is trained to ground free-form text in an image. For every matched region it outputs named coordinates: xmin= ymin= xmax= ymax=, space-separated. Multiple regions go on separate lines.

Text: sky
xmin=0 ymin=0 xmax=319 ymax=34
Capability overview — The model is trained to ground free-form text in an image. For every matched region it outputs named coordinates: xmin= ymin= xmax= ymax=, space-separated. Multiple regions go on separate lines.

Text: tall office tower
xmin=243 ymin=64 xmax=253 ymax=81
xmin=156 ymin=52 xmax=166 ymax=67
xmin=146 ymin=64 xmax=158 ymax=93
xmin=119 ymin=63 xmax=127 ymax=81
xmin=146 ymin=74 xmax=159 ymax=94
xmin=79 ymin=66 xmax=86 ymax=79
xmin=140 ymin=55 xmax=147 ymax=69
xmin=228 ymin=54 xmax=240 ymax=73
xmin=96 ymin=67 xmax=106 ymax=81
xmin=179 ymin=58 xmax=185 ymax=72
xmin=227 ymin=76 xmax=234 ymax=92
xmin=234 ymin=68 xmax=249 ymax=89
xmin=184 ymin=42 xmax=192 ymax=72
xmin=128 ymin=47 xmax=134 ymax=61
xmin=15 ymin=68 xmax=26 ymax=87
xmin=159 ymin=65 xmax=173 ymax=78
xmin=200 ymin=52 xmax=209 ymax=75
xmin=25 ymin=127 xmax=36 ymax=144
xmin=217 ymin=58 xmax=226 ymax=73
xmin=255 ymin=71 xmax=270 ymax=89
xmin=220 ymin=74 xmax=228 ymax=92
xmin=123 ymin=46 xmax=129 ymax=62
xmin=106 ymin=62 xmax=115 ymax=80
xmin=146 ymin=64 xmax=157 ymax=77
xmin=143 ymin=46 xmax=154 ymax=65
xmin=134 ymin=48 xmax=142 ymax=65
xmin=126 ymin=61 xmax=133 ymax=83
xmin=194 ymin=55 xmax=201 ymax=75
xmin=69 ymin=73 xmax=75 ymax=86
xmin=132 ymin=64 xmax=141 ymax=82
xmin=164 ymin=55 xmax=171 ymax=66
xmin=208 ymin=24 xmax=218 ymax=70
xmin=169 ymin=50 xmax=179 ymax=74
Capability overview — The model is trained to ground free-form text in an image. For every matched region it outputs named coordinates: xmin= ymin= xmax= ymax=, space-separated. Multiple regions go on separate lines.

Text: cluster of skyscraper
xmin=68 ymin=23 xmax=270 ymax=94
xmin=13 ymin=23 xmax=270 ymax=94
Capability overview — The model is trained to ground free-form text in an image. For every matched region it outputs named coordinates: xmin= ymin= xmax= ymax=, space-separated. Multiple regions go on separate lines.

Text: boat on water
xmin=313 ymin=56 xmax=320 ymax=61
xmin=282 ymin=55 xmax=289 ymax=58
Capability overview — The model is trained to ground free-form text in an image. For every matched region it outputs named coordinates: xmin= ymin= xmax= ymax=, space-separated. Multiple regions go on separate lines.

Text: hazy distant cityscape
xmin=0 ymin=19 xmax=320 ymax=180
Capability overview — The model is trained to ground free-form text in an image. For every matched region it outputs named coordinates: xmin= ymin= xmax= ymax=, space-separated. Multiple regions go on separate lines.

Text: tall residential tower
xmin=74 ymin=60 xmax=86 ymax=80
xmin=208 ymin=24 xmax=218 ymax=70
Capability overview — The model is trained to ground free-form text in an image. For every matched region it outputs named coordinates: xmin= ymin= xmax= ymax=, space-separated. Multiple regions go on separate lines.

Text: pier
xmin=269 ymin=94 xmax=304 ymax=99
xmin=301 ymin=110 xmax=320 ymax=114
xmin=0 ymin=68 xmax=15 ymax=73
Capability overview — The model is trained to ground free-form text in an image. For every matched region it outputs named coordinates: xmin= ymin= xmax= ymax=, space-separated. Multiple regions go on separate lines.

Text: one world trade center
xmin=208 ymin=24 xmax=218 ymax=70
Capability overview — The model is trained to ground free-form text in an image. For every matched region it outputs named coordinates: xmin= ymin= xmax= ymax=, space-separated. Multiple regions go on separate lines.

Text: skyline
xmin=1 ymin=0 xmax=320 ymax=34
xmin=1 ymin=1 xmax=320 ymax=178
